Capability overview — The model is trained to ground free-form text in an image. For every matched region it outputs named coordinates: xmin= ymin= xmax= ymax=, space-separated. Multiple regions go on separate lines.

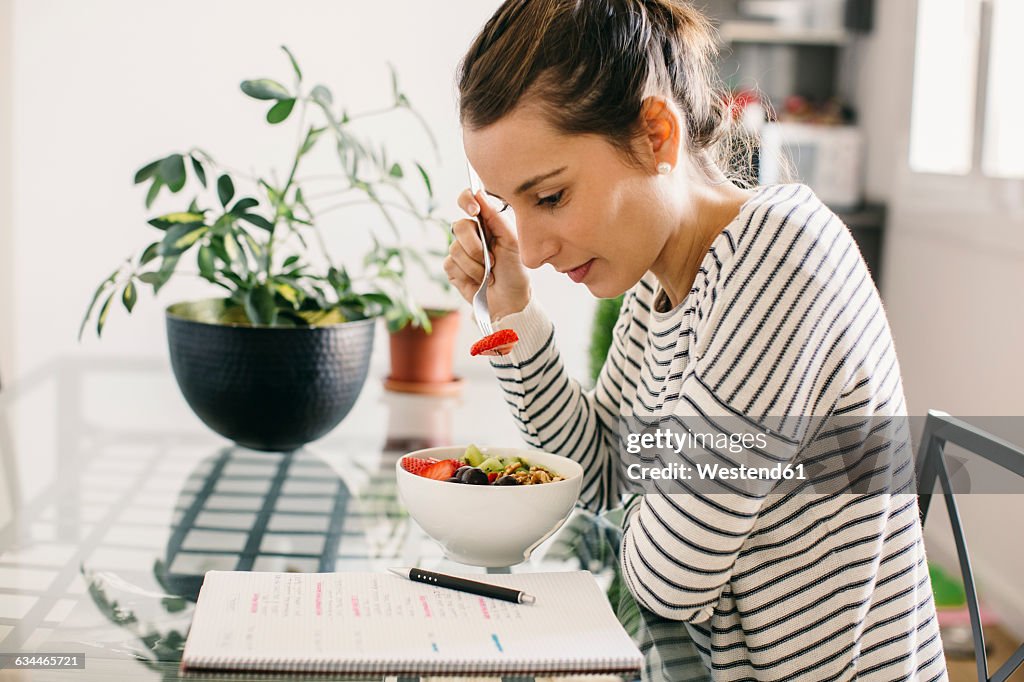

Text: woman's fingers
xmin=457 ymin=188 xmax=481 ymax=217
xmin=458 ymin=187 xmax=517 ymax=244
xmin=449 ymin=186 xmax=531 ymax=319
xmin=450 ymin=217 xmax=488 ymax=263
xmin=443 ymin=253 xmax=487 ymax=303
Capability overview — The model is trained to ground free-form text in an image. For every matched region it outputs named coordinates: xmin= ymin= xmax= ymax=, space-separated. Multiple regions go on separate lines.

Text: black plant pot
xmin=165 ymin=299 xmax=375 ymax=452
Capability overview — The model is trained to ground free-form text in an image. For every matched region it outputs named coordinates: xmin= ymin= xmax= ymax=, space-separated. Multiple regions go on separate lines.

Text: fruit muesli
xmin=400 ymin=444 xmax=565 ymax=486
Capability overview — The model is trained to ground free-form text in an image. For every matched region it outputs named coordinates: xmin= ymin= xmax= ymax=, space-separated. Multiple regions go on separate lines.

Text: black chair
xmin=917 ymin=410 xmax=1024 ymax=682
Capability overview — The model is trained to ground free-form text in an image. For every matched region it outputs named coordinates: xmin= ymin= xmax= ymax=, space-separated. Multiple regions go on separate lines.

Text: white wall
xmin=1 ymin=0 xmax=13 ymax=387
xmin=9 ymin=0 xmax=597 ymax=384
xmin=855 ymin=0 xmax=1024 ymax=634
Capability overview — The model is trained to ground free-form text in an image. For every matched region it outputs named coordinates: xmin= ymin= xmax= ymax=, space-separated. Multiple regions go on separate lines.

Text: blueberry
xmin=455 ymin=466 xmax=472 ymax=478
xmin=463 ymin=468 xmax=489 ymax=485
xmin=445 ymin=476 xmax=461 ymax=483
xmin=495 ymin=475 xmax=521 ymax=486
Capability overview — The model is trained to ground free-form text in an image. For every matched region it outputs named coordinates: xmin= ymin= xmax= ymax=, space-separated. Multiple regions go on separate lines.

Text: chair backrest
xmin=916 ymin=410 xmax=1024 ymax=682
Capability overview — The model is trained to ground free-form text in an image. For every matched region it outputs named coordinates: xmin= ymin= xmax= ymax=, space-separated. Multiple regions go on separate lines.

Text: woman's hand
xmin=444 ymin=189 xmax=531 ymax=321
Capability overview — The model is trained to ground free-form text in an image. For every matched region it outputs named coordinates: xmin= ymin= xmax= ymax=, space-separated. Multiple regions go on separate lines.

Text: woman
xmin=445 ymin=1 xmax=946 ymax=680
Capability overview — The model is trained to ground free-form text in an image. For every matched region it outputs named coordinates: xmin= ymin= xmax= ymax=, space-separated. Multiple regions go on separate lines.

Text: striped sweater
xmin=488 ymin=184 xmax=947 ymax=681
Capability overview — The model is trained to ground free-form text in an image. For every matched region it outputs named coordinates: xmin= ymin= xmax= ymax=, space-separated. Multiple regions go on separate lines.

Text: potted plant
xmin=79 ymin=46 xmax=453 ymax=451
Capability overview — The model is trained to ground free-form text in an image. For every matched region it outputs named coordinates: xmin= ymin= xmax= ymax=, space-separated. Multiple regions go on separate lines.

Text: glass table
xmin=0 ymin=357 xmax=710 ymax=681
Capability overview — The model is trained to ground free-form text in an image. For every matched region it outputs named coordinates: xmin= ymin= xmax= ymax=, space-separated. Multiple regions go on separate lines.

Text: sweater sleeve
xmin=486 ymin=294 xmax=636 ymax=513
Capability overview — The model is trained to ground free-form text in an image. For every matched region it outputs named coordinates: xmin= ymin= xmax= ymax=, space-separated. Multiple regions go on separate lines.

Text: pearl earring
xmin=656 ymin=162 xmax=672 ymax=175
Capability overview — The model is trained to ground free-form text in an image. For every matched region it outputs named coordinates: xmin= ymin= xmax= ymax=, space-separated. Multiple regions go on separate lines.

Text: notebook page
xmin=183 ymin=570 xmax=641 ymax=672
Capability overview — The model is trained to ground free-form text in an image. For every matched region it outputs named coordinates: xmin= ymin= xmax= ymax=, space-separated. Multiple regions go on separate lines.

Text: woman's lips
xmin=566 ymin=259 xmax=594 ymax=283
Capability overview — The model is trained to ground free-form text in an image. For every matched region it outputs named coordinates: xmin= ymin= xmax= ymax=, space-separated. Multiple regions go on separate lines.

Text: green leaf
xmin=240 ymin=78 xmax=290 ymax=101
xmin=209 ymin=234 xmax=229 ymax=261
xmin=224 ymin=232 xmax=240 ymax=261
xmin=190 ymin=155 xmax=207 ymax=188
xmin=134 ymin=160 xmax=160 ymax=184
xmin=218 ymin=270 xmax=245 ymax=288
xmin=359 ymin=292 xmax=392 ymax=308
xmin=96 ymin=291 xmax=116 ymax=337
xmin=139 ymin=242 xmax=160 ymax=265
xmin=147 ymin=211 xmax=204 ymax=230
xmin=242 ymin=232 xmax=264 ymax=263
xmin=282 ymin=255 xmax=300 ymax=268
xmin=415 ymin=162 xmax=433 ymax=198
xmin=389 ymin=162 xmax=403 ymax=179
xmin=153 ymin=255 xmax=180 ymax=294
xmin=299 ymin=126 xmax=326 ymax=157
xmin=267 ymin=98 xmax=295 ymax=124
xmin=79 ymin=272 xmax=118 ymax=340
xmin=138 ymin=272 xmax=162 ymax=285
xmin=158 ymin=154 xmax=187 ymax=193
xmin=145 ymin=178 xmax=163 ymax=209
xmin=311 ymin=85 xmax=333 ymax=108
xmin=217 ymin=174 xmax=235 ymax=207
xmin=274 ymin=282 xmax=300 ymax=307
xmin=230 ymin=197 xmax=259 ymax=214
xmin=239 ymin=213 xmax=274 ymax=231
xmin=159 ymin=223 xmax=208 ymax=256
xmin=121 ymin=281 xmax=137 ymax=313
xmin=281 ymin=45 xmax=302 ymax=81
xmin=244 ymin=285 xmax=277 ymax=326
xmin=327 ymin=266 xmax=351 ymax=292
xmin=197 ymin=244 xmax=216 ymax=281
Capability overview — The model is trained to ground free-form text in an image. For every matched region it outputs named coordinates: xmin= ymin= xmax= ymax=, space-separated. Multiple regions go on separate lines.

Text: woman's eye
xmin=497 ymin=201 xmax=511 ymax=213
xmin=537 ymin=190 xmax=564 ymax=209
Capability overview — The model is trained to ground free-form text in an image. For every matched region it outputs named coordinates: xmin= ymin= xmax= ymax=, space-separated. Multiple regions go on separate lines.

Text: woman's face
xmin=463 ymin=105 xmax=672 ymax=299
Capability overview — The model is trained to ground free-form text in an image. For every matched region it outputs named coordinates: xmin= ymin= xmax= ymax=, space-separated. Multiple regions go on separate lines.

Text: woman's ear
xmin=641 ymin=96 xmax=681 ymax=170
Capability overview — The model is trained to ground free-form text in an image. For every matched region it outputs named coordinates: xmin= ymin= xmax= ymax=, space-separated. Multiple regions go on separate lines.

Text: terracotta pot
xmin=386 ymin=309 xmax=461 ymax=391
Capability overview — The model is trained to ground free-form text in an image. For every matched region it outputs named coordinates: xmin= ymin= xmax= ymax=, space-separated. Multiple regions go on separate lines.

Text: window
xmin=981 ymin=0 xmax=1024 ymax=178
xmin=909 ymin=0 xmax=1023 ymax=179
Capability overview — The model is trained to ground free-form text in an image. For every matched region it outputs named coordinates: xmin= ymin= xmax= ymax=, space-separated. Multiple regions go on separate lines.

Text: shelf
xmin=720 ymin=20 xmax=851 ymax=46
xmin=834 ymin=203 xmax=886 ymax=231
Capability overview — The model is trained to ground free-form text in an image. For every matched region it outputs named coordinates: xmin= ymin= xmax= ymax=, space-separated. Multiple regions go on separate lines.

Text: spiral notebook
xmin=181 ymin=569 xmax=643 ymax=675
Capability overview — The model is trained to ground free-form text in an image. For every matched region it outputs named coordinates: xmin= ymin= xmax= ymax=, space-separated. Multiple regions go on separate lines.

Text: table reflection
xmin=0 ymin=358 xmax=710 ymax=681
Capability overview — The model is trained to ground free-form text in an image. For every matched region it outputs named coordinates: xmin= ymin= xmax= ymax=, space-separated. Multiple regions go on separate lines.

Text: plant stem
xmin=267 ymin=100 xmax=312 ymax=278
xmin=294 ymin=174 xmax=351 ymax=184
xmin=316 ymin=198 xmax=426 ymax=220
xmin=345 ymin=104 xmax=399 ymax=121
xmin=302 ymin=186 xmax=360 ymax=202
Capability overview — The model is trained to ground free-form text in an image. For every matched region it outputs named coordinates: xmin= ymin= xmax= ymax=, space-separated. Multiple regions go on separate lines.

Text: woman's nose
xmin=516 ymin=221 xmax=559 ymax=270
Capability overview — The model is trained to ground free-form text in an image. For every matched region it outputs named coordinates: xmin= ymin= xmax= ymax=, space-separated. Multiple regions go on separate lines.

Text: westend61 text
xmin=626 ymin=462 xmax=807 ymax=481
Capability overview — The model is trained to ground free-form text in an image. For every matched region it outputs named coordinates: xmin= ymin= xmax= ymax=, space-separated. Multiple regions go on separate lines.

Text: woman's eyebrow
xmin=486 ymin=166 xmax=568 ymax=202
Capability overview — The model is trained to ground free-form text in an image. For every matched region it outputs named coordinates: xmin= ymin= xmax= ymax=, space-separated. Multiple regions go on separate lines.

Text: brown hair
xmin=457 ymin=0 xmax=758 ymax=188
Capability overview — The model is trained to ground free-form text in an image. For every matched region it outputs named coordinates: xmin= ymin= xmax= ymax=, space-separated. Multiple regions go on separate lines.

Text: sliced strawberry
xmin=401 ymin=456 xmax=439 ymax=476
xmin=487 ymin=472 xmax=499 ymax=483
xmin=419 ymin=459 xmax=461 ymax=481
xmin=470 ymin=329 xmax=520 ymax=357
xmin=485 ymin=342 xmax=517 ymax=356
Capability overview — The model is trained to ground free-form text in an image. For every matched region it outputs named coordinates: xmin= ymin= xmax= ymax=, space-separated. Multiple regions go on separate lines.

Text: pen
xmin=388 ymin=567 xmax=536 ymax=605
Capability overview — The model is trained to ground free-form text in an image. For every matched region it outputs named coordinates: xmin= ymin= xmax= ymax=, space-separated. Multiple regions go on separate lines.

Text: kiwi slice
xmin=463 ymin=444 xmax=485 ymax=467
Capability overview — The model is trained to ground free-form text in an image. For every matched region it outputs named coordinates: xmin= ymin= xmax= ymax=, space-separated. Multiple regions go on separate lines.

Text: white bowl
xmin=396 ymin=446 xmax=584 ymax=567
